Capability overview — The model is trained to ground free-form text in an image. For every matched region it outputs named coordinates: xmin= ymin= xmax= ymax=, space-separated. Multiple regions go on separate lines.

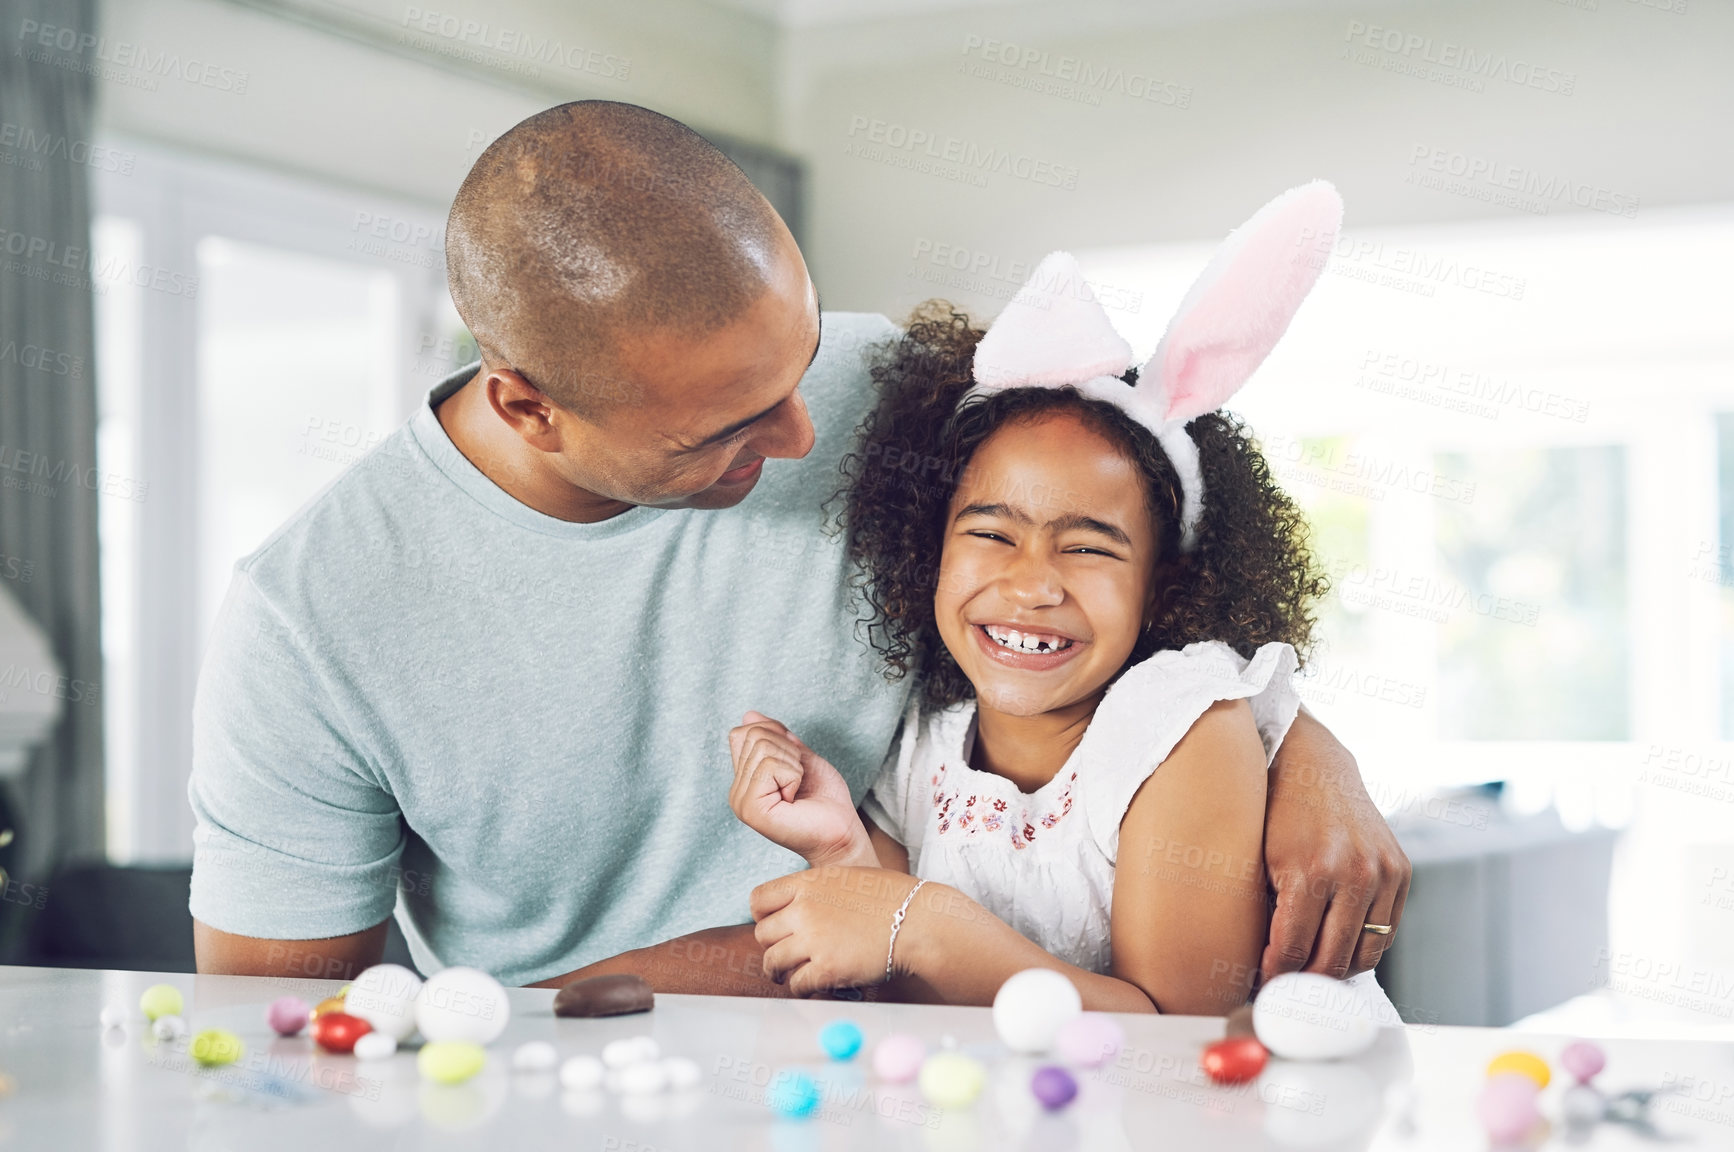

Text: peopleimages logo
xmin=16 ymin=19 xmax=250 ymax=94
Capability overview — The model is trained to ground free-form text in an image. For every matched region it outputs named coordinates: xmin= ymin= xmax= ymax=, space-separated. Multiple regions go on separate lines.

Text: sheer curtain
xmin=0 ymin=0 xmax=106 ymax=904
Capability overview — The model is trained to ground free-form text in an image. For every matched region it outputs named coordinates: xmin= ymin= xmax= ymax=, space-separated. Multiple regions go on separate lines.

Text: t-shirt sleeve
xmin=188 ymin=567 xmax=406 ymax=940
xmin=860 ymin=696 xmax=926 ymax=856
xmin=1081 ymin=641 xmax=1301 ymax=862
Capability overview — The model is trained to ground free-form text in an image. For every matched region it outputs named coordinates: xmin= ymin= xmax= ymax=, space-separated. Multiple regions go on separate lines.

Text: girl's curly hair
xmin=836 ymin=301 xmax=1328 ymax=711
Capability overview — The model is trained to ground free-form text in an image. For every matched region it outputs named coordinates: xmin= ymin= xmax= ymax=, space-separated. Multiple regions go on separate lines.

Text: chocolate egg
xmin=992 ymin=969 xmax=1082 ymax=1054
xmin=345 ymin=963 xmax=422 ymax=1041
xmin=415 ymin=967 xmax=510 ymax=1045
xmin=553 ymin=973 xmax=654 ymax=1018
xmin=1202 ymin=1036 xmax=1269 ymax=1084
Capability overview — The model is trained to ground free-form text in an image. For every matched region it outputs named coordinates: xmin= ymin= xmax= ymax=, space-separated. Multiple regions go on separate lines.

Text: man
xmin=191 ymin=101 xmax=1407 ymax=993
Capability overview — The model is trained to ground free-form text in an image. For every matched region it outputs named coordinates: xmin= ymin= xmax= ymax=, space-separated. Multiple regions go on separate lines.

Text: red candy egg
xmin=311 ymin=1011 xmax=373 ymax=1054
xmin=1202 ymin=1036 xmax=1269 ymax=1084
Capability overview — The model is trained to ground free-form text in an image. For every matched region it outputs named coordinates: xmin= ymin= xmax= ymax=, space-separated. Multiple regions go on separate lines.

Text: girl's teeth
xmin=986 ymin=626 xmax=1070 ymax=653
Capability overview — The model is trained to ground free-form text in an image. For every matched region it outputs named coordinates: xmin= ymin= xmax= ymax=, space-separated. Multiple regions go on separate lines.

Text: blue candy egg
xmin=767 ymin=1070 xmax=821 ymax=1118
xmin=819 ymin=1019 xmax=864 ymax=1061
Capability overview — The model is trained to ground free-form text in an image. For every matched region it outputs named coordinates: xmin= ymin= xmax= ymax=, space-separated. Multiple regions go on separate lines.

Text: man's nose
xmin=753 ymin=389 xmax=815 ymax=461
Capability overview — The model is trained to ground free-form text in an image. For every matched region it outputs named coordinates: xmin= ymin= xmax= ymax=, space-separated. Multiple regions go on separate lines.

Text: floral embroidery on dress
xmin=931 ymin=762 xmax=1078 ymax=849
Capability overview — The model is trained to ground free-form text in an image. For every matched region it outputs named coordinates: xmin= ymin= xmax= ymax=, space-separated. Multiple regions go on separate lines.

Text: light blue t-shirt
xmin=188 ymin=312 xmax=911 ymax=985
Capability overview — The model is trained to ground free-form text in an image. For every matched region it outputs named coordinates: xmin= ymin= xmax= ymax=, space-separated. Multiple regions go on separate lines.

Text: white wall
xmin=778 ymin=0 xmax=1734 ymax=315
xmin=93 ymin=0 xmax=781 ymax=209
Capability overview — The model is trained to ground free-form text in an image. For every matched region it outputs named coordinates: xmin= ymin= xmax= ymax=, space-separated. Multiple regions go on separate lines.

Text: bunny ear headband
xmin=962 ymin=179 xmax=1342 ymax=552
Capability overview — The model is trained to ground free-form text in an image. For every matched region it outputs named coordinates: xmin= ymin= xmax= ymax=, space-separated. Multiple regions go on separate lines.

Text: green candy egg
xmin=918 ymin=1052 xmax=986 ymax=1109
xmin=189 ymin=1029 xmax=244 ymax=1067
xmin=418 ymin=1040 xmax=486 ymax=1084
xmin=139 ymin=984 xmax=183 ymax=1022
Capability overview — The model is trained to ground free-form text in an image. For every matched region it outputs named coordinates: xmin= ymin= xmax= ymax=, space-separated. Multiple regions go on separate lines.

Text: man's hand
xmin=1261 ymin=708 xmax=1410 ymax=982
xmin=729 ymin=711 xmax=875 ymax=868
xmin=529 ymin=923 xmax=796 ymax=997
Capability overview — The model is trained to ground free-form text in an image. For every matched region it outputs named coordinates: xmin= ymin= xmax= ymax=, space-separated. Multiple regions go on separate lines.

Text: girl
xmin=730 ymin=182 xmax=1390 ymax=1016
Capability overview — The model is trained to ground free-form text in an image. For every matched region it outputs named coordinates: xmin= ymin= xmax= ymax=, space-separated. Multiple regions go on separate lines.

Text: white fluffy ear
xmin=973 ymin=252 xmax=1134 ymax=391
xmin=1142 ymin=181 xmax=1341 ymax=423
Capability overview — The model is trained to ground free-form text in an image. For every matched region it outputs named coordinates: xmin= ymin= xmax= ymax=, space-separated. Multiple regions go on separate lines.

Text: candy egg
xmin=919 ymin=1052 xmax=987 ymax=1109
xmin=190 ymin=1029 xmax=244 ymax=1067
xmin=353 ymin=1032 xmax=398 ymax=1061
xmin=1030 ymin=1065 xmax=1078 ymax=1110
xmin=1252 ymin=972 xmax=1377 ymax=1060
xmin=151 ymin=1015 xmax=187 ymax=1042
xmin=560 ymin=1055 xmax=605 ymax=1091
xmin=98 ymin=1004 xmax=127 ymax=1030
xmin=662 ymin=1057 xmax=703 ymax=1090
xmin=1478 ymin=1072 xmax=1541 ymax=1143
xmin=310 ymin=995 xmax=347 ymax=1021
xmin=1055 ymin=1013 xmax=1123 ymax=1067
xmin=819 ymin=1020 xmax=864 ymax=1061
xmin=512 ymin=1041 xmax=558 ymax=1072
xmin=553 ymin=973 xmax=654 ymax=1018
xmin=602 ymin=1036 xmax=659 ymax=1068
xmin=345 ymin=963 xmax=423 ymax=1042
xmin=992 ymin=969 xmax=1082 ymax=1054
xmin=1560 ymin=1040 xmax=1606 ymax=1084
xmin=139 ymin=984 xmax=183 ymax=1022
xmin=267 ymin=996 xmax=310 ymax=1037
xmin=1562 ymin=1084 xmax=1605 ymax=1125
xmin=1202 ymin=1036 xmax=1269 ymax=1085
xmin=311 ymin=1011 xmax=373 ymax=1054
xmin=616 ymin=1061 xmax=668 ymax=1095
xmin=766 ymin=1070 xmax=820 ymax=1118
xmin=415 ymin=967 xmax=510 ymax=1046
xmin=1486 ymin=1050 xmax=1550 ymax=1090
xmin=419 ymin=1040 xmax=486 ymax=1084
xmin=872 ymin=1033 xmax=926 ymax=1082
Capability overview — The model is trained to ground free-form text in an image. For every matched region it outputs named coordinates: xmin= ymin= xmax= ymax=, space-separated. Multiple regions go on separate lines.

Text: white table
xmin=2 ymin=965 xmax=1731 ymax=1150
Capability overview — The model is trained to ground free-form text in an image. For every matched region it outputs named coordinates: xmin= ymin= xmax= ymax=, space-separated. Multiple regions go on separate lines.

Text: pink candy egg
xmin=267 ymin=996 xmax=310 ymax=1037
xmin=1560 ymin=1040 xmax=1606 ymax=1084
xmin=872 ymin=1033 xmax=926 ymax=1083
xmin=1478 ymin=1072 xmax=1541 ymax=1143
xmin=1055 ymin=1013 xmax=1123 ymax=1068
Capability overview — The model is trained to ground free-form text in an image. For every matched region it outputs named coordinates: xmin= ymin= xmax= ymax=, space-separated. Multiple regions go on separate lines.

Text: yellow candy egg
xmin=1487 ymin=1050 xmax=1551 ymax=1089
xmin=190 ymin=1029 xmax=244 ymax=1067
xmin=139 ymin=984 xmax=183 ymax=1022
xmin=418 ymin=1040 xmax=486 ymax=1085
xmin=918 ymin=1052 xmax=986 ymax=1109
xmin=310 ymin=995 xmax=347 ymax=1021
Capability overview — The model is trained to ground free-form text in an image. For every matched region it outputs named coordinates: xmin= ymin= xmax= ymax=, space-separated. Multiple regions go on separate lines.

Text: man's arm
xmin=194 ymin=918 xmax=387 ymax=981
xmin=528 ymin=923 xmax=795 ymax=997
xmin=1261 ymin=706 xmax=1410 ymax=981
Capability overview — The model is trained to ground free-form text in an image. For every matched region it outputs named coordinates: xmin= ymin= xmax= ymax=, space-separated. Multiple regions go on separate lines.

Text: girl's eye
xmin=966 ymin=530 xmax=1009 ymax=543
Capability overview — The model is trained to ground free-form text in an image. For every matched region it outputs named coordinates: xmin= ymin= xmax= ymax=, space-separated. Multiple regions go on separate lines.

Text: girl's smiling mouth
xmin=972 ymin=622 xmax=1086 ymax=670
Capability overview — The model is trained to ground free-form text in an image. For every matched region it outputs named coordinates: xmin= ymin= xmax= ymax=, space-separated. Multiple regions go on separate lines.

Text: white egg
xmin=99 ymin=1004 xmax=128 ymax=1030
xmin=353 ymin=1032 xmax=399 ymax=1061
xmin=1252 ymin=972 xmax=1379 ymax=1060
xmin=661 ymin=1057 xmax=702 ymax=1090
xmin=559 ymin=1055 xmax=605 ymax=1091
xmin=615 ymin=1060 xmax=668 ymax=1095
xmin=414 ymin=967 xmax=510 ymax=1045
xmin=151 ymin=1015 xmax=186 ymax=1042
xmin=511 ymin=1041 xmax=558 ymax=1072
xmin=992 ymin=969 xmax=1082 ymax=1054
xmin=347 ymin=963 xmax=424 ymax=1041
xmin=602 ymin=1036 xmax=659 ymax=1068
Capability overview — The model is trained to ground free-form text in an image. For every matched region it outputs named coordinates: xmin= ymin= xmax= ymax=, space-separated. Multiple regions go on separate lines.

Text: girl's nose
xmin=1002 ymin=548 xmax=1064 ymax=607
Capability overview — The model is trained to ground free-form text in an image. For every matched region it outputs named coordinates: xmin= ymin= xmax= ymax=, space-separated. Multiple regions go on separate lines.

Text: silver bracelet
xmin=885 ymin=879 xmax=928 ymax=981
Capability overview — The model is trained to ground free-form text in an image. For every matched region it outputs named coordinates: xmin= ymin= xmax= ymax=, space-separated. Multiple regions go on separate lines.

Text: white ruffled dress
xmin=862 ymin=639 xmax=1394 ymax=1014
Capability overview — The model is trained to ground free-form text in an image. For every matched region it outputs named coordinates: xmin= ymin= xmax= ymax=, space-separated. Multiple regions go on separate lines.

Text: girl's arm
xmin=753 ymin=702 xmax=1265 ymax=1011
xmin=890 ymin=700 xmax=1265 ymax=1013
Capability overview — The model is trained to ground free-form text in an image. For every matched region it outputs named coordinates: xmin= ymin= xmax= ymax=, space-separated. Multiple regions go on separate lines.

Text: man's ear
xmin=484 ymin=368 xmax=562 ymax=446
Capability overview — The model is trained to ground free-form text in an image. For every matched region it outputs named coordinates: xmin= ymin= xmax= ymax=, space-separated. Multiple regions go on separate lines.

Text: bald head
xmin=447 ymin=101 xmax=789 ymax=418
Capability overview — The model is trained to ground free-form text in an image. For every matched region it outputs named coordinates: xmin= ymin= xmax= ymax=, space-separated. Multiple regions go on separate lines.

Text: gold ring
xmin=1362 ymin=923 xmax=1394 ymax=935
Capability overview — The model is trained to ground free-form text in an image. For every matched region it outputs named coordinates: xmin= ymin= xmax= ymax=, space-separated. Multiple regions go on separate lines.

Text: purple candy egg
xmin=1031 ymin=1065 xmax=1078 ymax=1110
xmin=267 ymin=996 xmax=310 ymax=1037
xmin=1478 ymin=1072 xmax=1541 ymax=1143
xmin=1055 ymin=1013 xmax=1124 ymax=1068
xmin=1560 ymin=1039 xmax=1606 ymax=1084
